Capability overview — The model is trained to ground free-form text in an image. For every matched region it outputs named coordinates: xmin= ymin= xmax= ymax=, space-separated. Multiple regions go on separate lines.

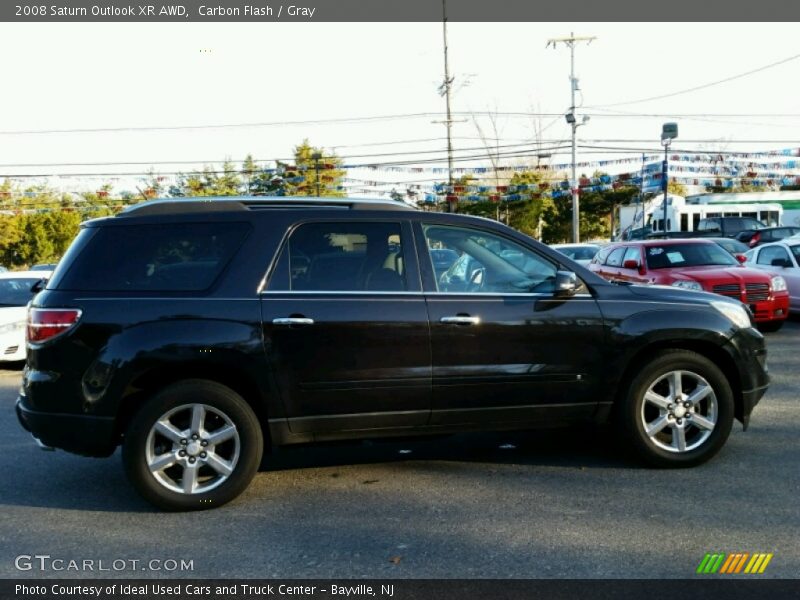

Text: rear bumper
xmin=15 ymin=397 xmax=117 ymax=457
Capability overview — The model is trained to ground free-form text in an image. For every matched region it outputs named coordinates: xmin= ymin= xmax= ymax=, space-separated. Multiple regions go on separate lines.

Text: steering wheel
xmin=467 ymin=267 xmax=486 ymax=292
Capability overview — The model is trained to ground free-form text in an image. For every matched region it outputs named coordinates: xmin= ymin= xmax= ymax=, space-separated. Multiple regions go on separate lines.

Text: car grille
xmin=4 ymin=346 xmax=18 ymax=355
xmin=745 ymin=283 xmax=770 ymax=302
xmin=712 ymin=283 xmax=741 ymax=298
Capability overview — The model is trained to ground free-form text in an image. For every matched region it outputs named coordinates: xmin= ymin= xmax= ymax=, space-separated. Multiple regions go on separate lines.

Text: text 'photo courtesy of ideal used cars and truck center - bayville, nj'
xmin=1 ymin=0 xmax=799 ymax=597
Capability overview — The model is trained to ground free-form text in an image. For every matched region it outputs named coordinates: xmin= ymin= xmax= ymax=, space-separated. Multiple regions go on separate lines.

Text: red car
xmin=589 ymin=239 xmax=790 ymax=331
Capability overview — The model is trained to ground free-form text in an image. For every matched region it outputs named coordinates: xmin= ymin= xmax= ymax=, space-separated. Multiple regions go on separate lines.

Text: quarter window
xmin=54 ymin=222 xmax=250 ymax=292
xmin=422 ymin=224 xmax=558 ymax=294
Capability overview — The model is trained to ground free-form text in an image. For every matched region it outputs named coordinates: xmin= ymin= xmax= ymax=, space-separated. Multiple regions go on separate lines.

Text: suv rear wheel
xmin=122 ymin=380 xmax=263 ymax=511
xmin=619 ymin=350 xmax=734 ymax=467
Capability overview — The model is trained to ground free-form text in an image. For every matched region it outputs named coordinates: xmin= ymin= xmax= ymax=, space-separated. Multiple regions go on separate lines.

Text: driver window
xmin=423 ymin=224 xmax=558 ymax=294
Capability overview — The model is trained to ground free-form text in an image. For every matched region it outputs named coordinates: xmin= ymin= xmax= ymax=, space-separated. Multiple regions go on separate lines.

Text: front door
xmin=415 ymin=221 xmax=606 ymax=426
xmin=261 ymin=220 xmax=431 ymax=434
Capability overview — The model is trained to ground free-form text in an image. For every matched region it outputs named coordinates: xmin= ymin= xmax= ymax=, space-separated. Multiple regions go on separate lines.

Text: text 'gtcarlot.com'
xmin=14 ymin=554 xmax=194 ymax=572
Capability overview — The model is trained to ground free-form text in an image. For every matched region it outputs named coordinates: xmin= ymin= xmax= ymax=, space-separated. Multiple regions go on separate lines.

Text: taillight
xmin=27 ymin=308 xmax=82 ymax=344
xmin=749 ymin=232 xmax=760 ymax=248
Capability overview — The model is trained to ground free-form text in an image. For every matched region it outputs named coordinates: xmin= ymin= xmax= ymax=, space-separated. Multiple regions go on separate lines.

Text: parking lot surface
xmin=1 ymin=321 xmax=798 ymax=579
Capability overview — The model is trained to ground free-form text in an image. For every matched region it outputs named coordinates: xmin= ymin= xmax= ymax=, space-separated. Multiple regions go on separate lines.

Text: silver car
xmin=551 ymin=243 xmax=602 ymax=267
xmin=744 ymin=241 xmax=800 ymax=314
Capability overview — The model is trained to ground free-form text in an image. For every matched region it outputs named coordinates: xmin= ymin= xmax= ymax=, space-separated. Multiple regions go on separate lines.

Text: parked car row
xmin=587 ymin=239 xmax=788 ymax=331
xmin=736 ymin=226 xmax=800 ymax=248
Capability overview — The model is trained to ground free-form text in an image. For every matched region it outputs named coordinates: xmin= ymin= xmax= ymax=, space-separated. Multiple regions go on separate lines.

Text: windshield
xmin=0 ymin=278 xmax=40 ymax=306
xmin=645 ymin=243 xmax=738 ymax=269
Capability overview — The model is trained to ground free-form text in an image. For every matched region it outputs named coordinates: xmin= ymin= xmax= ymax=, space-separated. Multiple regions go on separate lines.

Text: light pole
xmin=660 ymin=123 xmax=678 ymax=233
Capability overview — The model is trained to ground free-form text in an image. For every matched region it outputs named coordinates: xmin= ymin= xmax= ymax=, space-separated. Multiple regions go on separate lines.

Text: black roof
xmin=120 ymin=196 xmax=416 ymax=217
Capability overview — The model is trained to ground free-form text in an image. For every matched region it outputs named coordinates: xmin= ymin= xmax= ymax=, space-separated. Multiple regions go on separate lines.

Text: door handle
xmin=272 ymin=317 xmax=315 ymax=326
xmin=440 ymin=315 xmax=480 ymax=325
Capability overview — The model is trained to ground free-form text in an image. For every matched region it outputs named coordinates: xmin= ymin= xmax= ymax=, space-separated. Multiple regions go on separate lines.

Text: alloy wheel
xmin=145 ymin=403 xmax=240 ymax=494
xmin=640 ymin=369 xmax=718 ymax=453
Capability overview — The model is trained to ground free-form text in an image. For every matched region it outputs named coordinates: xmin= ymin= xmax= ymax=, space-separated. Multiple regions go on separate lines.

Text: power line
xmin=0 ymin=112 xmax=564 ymax=136
xmin=0 ymin=144 xmax=573 ymax=179
xmin=589 ymin=51 xmax=800 ymax=108
xmin=1 ymin=138 xmax=798 ymax=170
xmin=4 ymin=110 xmax=800 ymax=137
xmin=0 ymin=141 xmax=566 ymax=170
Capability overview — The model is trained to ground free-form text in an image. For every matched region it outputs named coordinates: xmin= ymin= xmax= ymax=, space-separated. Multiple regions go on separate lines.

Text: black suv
xmin=17 ymin=197 xmax=769 ymax=510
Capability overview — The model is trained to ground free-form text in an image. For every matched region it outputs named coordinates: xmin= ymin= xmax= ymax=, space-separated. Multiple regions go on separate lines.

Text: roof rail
xmin=121 ymin=196 xmax=416 ymax=217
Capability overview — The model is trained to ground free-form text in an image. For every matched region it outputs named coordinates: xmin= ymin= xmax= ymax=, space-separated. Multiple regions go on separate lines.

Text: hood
xmin=626 ymin=283 xmax=725 ymax=306
xmin=666 ymin=265 xmax=771 ymax=285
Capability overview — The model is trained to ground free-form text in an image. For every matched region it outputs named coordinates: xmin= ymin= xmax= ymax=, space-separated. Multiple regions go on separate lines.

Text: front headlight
xmin=711 ymin=300 xmax=752 ymax=329
xmin=771 ymin=275 xmax=787 ymax=292
xmin=671 ymin=280 xmax=703 ymax=291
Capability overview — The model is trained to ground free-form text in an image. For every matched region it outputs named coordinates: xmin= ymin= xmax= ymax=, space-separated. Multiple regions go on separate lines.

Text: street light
xmin=566 ymin=112 xmax=590 ymax=242
xmin=660 ymin=122 xmax=678 ymax=233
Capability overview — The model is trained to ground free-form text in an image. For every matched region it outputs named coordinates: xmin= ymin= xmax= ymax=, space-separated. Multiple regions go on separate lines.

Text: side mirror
xmin=771 ymin=258 xmax=791 ymax=268
xmin=735 ymin=254 xmax=747 ymax=264
xmin=31 ymin=279 xmax=47 ymax=294
xmin=554 ymin=271 xmax=578 ymax=298
xmin=623 ymin=259 xmax=646 ymax=275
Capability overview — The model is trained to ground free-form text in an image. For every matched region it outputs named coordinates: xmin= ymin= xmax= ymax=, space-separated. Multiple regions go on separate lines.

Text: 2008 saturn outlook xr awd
xmin=16 ymin=197 xmax=770 ymax=510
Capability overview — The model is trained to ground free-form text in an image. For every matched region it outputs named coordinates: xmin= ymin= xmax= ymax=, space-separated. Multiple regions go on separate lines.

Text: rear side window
xmin=55 ymin=222 xmax=250 ymax=292
xmin=270 ymin=221 xmax=407 ymax=292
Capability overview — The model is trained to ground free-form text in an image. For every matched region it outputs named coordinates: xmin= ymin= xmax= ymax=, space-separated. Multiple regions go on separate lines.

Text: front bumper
xmin=750 ymin=294 xmax=790 ymax=323
xmin=0 ymin=329 xmax=26 ymax=361
xmin=728 ymin=326 xmax=770 ymax=429
xmin=15 ymin=397 xmax=117 ymax=457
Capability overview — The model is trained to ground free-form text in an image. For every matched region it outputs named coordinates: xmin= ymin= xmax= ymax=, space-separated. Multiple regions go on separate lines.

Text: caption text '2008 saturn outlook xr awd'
xmin=16 ymin=197 xmax=769 ymax=510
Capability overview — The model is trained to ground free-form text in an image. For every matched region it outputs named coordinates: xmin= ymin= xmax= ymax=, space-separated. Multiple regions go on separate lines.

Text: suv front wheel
xmin=122 ymin=380 xmax=263 ymax=511
xmin=619 ymin=350 xmax=734 ymax=467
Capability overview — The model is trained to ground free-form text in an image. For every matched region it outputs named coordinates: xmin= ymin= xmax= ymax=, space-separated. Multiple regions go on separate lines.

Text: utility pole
xmin=547 ymin=33 xmax=595 ymax=243
xmin=433 ymin=0 xmax=465 ymax=213
xmin=312 ymin=152 xmax=322 ymax=197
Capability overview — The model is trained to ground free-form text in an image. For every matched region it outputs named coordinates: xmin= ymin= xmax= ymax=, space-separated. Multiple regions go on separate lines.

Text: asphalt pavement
xmin=1 ymin=321 xmax=798 ymax=579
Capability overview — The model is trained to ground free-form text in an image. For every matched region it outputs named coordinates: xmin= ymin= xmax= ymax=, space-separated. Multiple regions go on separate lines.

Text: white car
xmin=744 ymin=241 xmax=800 ymax=314
xmin=0 ymin=270 xmax=51 ymax=362
xmin=551 ymin=243 xmax=602 ymax=267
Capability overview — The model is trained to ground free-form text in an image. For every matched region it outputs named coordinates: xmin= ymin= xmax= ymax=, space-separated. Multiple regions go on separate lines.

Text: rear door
xmin=260 ymin=219 xmax=431 ymax=434
xmin=415 ymin=221 xmax=606 ymax=426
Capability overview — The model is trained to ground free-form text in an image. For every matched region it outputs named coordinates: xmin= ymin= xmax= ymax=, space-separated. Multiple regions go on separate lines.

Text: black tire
xmin=122 ymin=380 xmax=263 ymax=511
xmin=618 ymin=350 xmax=734 ymax=468
xmin=757 ymin=320 xmax=784 ymax=333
